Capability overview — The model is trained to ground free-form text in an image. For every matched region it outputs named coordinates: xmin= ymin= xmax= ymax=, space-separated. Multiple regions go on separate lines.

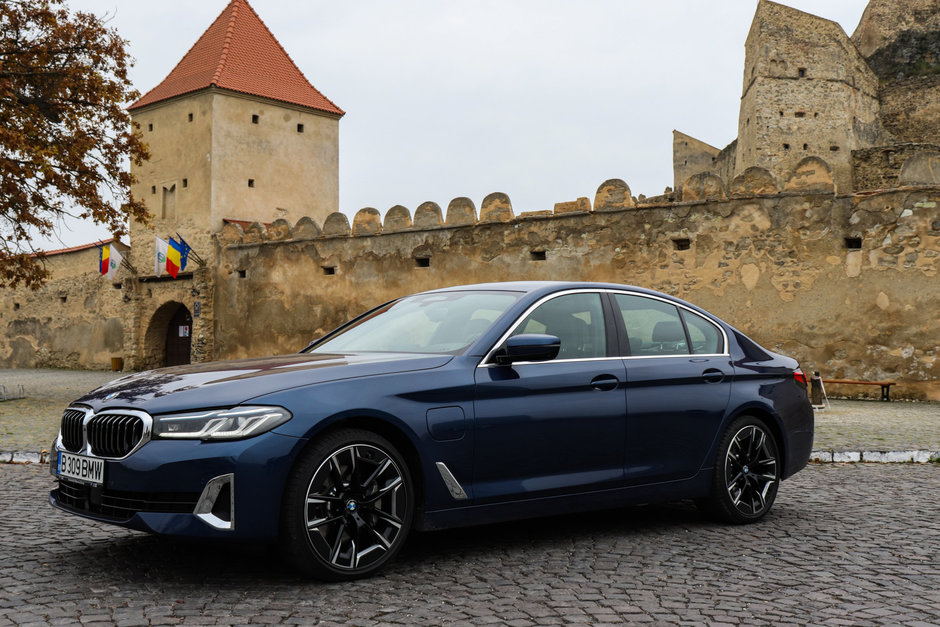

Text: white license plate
xmin=58 ymin=452 xmax=104 ymax=486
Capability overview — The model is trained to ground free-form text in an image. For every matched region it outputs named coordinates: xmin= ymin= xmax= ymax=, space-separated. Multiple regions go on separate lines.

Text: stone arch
xmin=899 ymin=153 xmax=940 ymax=186
xmin=785 ymin=157 xmax=835 ymax=193
xmin=479 ymin=192 xmax=514 ymax=223
xmin=143 ymin=301 xmax=193 ymax=370
xmin=682 ymin=172 xmax=726 ymax=201
xmin=594 ymin=179 xmax=635 ymax=212
xmin=414 ymin=202 xmax=443 ymax=229
xmin=729 ymin=167 xmax=778 ymax=197
xmin=352 ymin=207 xmax=382 ymax=235
xmin=383 ymin=205 xmax=413 ymax=231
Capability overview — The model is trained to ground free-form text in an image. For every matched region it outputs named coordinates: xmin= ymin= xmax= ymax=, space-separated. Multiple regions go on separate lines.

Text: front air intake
xmin=87 ymin=413 xmax=145 ymax=458
xmin=60 ymin=408 xmax=86 ymax=452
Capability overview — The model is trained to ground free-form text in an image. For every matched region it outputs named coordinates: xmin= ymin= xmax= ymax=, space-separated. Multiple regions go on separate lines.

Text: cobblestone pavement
xmin=1 ymin=369 xmax=938 ymax=457
xmin=1 ymin=463 xmax=937 ymax=625
xmin=0 ymin=369 xmax=124 ymax=454
xmin=811 ymin=399 xmax=940 ymax=452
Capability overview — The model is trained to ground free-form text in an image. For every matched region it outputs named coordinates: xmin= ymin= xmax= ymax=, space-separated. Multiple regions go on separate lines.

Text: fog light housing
xmin=194 ymin=474 xmax=234 ymax=530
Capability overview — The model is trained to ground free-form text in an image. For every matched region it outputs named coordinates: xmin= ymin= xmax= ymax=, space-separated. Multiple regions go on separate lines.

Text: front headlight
xmin=152 ymin=406 xmax=292 ymax=440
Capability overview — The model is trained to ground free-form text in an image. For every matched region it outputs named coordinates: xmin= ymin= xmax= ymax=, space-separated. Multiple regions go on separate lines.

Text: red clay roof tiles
xmin=129 ymin=0 xmax=343 ymax=116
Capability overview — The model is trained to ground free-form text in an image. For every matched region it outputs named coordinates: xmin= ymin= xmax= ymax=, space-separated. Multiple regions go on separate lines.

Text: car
xmin=50 ymin=281 xmax=814 ymax=580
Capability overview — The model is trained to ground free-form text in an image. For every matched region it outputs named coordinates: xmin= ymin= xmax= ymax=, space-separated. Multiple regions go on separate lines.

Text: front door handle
xmin=702 ymin=368 xmax=725 ymax=384
xmin=590 ymin=375 xmax=620 ymax=391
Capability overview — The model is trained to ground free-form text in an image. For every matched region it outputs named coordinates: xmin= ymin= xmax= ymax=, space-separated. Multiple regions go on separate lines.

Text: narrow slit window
xmin=798 ymin=68 xmax=806 ymax=77
xmin=530 ymin=250 xmax=547 ymax=261
xmin=148 ymin=123 xmax=153 ymax=131
xmin=13 ymin=303 xmax=19 ymax=311
xmin=113 ymin=283 xmax=122 ymax=290
xmin=415 ymin=257 xmax=431 ymax=268
xmin=795 ymin=111 xmax=805 ymax=118
xmin=830 ymin=145 xmax=840 ymax=152
xmin=182 ymin=178 xmax=188 ymax=188
xmin=844 ymin=237 xmax=862 ymax=250
xmin=151 ymin=186 xmax=157 ymax=194
xmin=322 ymin=266 xmax=336 ymax=276
xmin=297 ymin=123 xmax=305 ymax=133
xmin=248 ymin=179 xmax=255 ymax=188
xmin=237 ymin=269 xmax=247 ymax=278
xmin=251 ymin=114 xmax=259 ymax=124
xmin=803 ymin=143 xmax=808 ymax=150
xmin=188 ymin=113 xmax=193 ymax=122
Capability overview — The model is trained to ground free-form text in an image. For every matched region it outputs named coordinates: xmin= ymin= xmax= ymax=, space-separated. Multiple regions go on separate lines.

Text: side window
xmin=511 ymin=293 xmax=607 ymax=359
xmin=681 ymin=309 xmax=723 ymax=354
xmin=614 ymin=294 xmax=689 ymax=356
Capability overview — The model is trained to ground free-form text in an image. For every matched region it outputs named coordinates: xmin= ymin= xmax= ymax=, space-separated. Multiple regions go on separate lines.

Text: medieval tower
xmin=126 ymin=0 xmax=343 ymax=277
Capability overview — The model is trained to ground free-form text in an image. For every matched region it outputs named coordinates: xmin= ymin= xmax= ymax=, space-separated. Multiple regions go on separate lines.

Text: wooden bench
xmin=822 ymin=379 xmax=897 ymax=401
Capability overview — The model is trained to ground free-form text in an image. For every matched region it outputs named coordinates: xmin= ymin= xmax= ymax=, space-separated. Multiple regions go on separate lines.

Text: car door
xmin=472 ymin=291 xmax=627 ymax=502
xmin=611 ymin=293 xmax=733 ymax=485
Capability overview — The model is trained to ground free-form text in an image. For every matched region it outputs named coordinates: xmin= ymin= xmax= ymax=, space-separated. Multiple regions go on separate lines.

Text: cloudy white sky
xmin=37 ymin=0 xmax=869 ymax=250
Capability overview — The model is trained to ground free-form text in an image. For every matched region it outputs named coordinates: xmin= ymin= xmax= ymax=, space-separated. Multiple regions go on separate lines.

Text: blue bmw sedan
xmin=50 ymin=282 xmax=813 ymax=580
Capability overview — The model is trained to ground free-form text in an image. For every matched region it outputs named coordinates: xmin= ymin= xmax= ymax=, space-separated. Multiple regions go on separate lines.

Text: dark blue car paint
xmin=51 ymin=281 xmax=813 ymax=538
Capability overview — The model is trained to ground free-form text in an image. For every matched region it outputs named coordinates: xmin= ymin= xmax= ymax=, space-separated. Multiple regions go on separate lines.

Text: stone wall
xmin=0 ymin=243 xmax=127 ymax=370
xmin=853 ymin=143 xmax=940 ymax=190
xmin=212 ymin=168 xmax=940 ymax=401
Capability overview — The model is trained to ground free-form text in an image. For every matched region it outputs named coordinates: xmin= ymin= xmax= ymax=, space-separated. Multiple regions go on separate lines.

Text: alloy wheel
xmin=723 ymin=424 xmax=778 ymax=516
xmin=302 ymin=444 xmax=408 ymax=571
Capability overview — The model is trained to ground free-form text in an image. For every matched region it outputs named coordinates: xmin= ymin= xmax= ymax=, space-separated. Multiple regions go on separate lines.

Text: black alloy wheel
xmin=701 ymin=416 xmax=780 ymax=524
xmin=280 ymin=428 xmax=414 ymax=580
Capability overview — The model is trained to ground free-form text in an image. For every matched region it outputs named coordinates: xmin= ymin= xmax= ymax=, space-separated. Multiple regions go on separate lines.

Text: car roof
xmin=422 ymin=281 xmax=662 ymax=299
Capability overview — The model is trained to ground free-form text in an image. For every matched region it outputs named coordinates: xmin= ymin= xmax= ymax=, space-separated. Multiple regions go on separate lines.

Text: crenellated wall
xmin=211 ymin=160 xmax=940 ymax=400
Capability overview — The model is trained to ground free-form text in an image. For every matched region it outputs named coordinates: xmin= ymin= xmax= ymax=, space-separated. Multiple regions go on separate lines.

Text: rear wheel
xmin=279 ymin=428 xmax=414 ymax=580
xmin=700 ymin=416 xmax=780 ymax=523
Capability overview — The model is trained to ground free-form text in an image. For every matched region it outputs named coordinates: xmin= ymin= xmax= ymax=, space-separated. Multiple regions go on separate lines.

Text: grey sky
xmin=37 ymin=0 xmax=868 ymax=251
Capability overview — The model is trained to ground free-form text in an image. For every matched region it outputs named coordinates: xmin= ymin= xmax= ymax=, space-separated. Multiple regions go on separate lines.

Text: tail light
xmin=793 ymin=368 xmax=808 ymax=387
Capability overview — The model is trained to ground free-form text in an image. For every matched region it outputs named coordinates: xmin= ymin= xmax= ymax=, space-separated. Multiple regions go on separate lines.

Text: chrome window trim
xmin=53 ymin=406 xmax=153 ymax=461
xmin=478 ymin=288 xmax=729 ymax=368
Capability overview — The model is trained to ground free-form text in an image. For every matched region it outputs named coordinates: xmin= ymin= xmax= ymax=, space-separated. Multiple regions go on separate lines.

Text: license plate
xmin=57 ymin=452 xmax=104 ymax=486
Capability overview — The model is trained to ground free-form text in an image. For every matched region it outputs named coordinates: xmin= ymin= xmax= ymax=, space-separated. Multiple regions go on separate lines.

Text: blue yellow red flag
xmin=166 ymin=238 xmax=183 ymax=278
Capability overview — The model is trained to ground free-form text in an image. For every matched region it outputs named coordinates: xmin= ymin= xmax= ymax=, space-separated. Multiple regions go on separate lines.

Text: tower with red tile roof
xmin=127 ymin=0 xmax=343 ymax=276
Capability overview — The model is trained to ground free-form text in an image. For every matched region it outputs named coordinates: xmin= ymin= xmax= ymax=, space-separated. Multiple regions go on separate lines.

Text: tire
xmin=699 ymin=415 xmax=780 ymax=524
xmin=279 ymin=428 xmax=414 ymax=580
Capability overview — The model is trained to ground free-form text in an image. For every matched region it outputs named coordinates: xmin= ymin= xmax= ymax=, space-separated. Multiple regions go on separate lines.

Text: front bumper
xmin=49 ymin=431 xmax=307 ymax=540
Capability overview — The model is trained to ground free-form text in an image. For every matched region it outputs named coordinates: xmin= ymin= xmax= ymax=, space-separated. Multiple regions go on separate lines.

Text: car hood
xmin=74 ymin=352 xmax=454 ymax=414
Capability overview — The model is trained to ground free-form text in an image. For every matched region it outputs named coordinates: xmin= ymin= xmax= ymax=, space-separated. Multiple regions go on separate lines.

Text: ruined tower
xmin=734 ymin=0 xmax=887 ymax=192
xmin=126 ymin=0 xmax=344 ymax=274
xmin=852 ymin=0 xmax=940 ymax=144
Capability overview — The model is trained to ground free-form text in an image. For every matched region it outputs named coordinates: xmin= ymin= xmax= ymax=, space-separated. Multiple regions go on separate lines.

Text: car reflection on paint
xmin=50 ymin=281 xmax=814 ymax=580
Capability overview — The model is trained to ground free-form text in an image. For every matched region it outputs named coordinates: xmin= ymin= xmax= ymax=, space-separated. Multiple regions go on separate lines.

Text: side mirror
xmin=493 ymin=334 xmax=561 ymax=365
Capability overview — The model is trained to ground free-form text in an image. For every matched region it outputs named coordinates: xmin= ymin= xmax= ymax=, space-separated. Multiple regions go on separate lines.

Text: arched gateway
xmin=144 ymin=302 xmax=193 ymax=368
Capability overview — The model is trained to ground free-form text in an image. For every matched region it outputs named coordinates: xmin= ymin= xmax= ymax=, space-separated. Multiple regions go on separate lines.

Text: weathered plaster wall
xmin=0 ymin=245 xmax=127 ymax=369
xmin=214 ymin=175 xmax=940 ymax=401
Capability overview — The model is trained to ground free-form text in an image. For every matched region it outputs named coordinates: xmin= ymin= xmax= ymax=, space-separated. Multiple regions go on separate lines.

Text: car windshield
xmin=306 ymin=290 xmax=523 ymax=355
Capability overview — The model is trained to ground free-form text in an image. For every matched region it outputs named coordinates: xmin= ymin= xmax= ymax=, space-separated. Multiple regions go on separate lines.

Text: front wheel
xmin=279 ymin=428 xmax=414 ymax=580
xmin=699 ymin=416 xmax=780 ymax=524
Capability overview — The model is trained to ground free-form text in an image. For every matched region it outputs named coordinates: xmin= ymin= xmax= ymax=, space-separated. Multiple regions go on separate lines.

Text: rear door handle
xmin=702 ymin=368 xmax=725 ymax=384
xmin=590 ymin=375 xmax=620 ymax=391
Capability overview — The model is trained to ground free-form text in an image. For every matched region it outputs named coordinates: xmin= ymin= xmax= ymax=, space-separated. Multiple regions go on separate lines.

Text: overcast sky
xmin=36 ymin=0 xmax=869 ymax=250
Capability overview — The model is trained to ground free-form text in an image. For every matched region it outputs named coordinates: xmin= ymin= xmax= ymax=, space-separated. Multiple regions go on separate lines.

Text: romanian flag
xmin=166 ymin=238 xmax=184 ymax=278
xmin=99 ymin=244 xmax=109 ymax=276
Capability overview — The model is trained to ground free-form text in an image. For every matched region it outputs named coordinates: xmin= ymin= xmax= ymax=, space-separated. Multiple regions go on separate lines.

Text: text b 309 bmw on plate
xmin=50 ymin=281 xmax=814 ymax=580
